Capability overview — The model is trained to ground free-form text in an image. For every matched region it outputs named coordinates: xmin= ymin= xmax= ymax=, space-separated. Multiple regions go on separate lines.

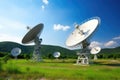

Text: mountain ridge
xmin=0 ymin=41 xmax=76 ymax=58
xmin=0 ymin=41 xmax=120 ymax=59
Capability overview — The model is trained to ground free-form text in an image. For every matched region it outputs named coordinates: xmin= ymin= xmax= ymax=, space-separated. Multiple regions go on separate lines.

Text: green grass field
xmin=0 ymin=59 xmax=120 ymax=80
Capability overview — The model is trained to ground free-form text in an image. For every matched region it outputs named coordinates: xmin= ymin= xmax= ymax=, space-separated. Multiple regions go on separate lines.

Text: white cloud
xmin=53 ymin=24 xmax=70 ymax=31
xmin=89 ymin=35 xmax=120 ymax=49
xmin=0 ymin=17 xmax=26 ymax=44
xmin=41 ymin=0 xmax=49 ymax=10
xmin=89 ymin=41 xmax=102 ymax=49
xmin=41 ymin=5 xmax=45 ymax=11
xmin=102 ymin=35 xmax=120 ymax=48
xmin=113 ymin=36 xmax=120 ymax=40
xmin=0 ymin=17 xmax=26 ymax=30
xmin=104 ymin=40 xmax=117 ymax=48
xmin=0 ymin=33 xmax=22 ymax=44
xmin=42 ymin=0 xmax=49 ymax=5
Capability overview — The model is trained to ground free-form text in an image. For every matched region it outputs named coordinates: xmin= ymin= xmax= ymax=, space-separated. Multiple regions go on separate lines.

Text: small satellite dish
xmin=90 ymin=46 xmax=101 ymax=60
xmin=90 ymin=46 xmax=101 ymax=54
xmin=66 ymin=17 xmax=100 ymax=64
xmin=11 ymin=47 xmax=21 ymax=59
xmin=22 ymin=23 xmax=44 ymax=61
xmin=53 ymin=52 xmax=60 ymax=58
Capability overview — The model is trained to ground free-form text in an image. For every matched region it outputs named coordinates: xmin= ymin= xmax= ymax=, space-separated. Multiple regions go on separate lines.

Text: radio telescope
xmin=66 ymin=17 xmax=100 ymax=65
xmin=90 ymin=46 xmax=101 ymax=60
xmin=22 ymin=23 xmax=44 ymax=61
xmin=53 ymin=52 xmax=60 ymax=59
xmin=11 ymin=47 xmax=21 ymax=59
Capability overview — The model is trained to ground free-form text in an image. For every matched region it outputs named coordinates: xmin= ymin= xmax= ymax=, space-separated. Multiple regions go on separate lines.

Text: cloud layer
xmin=0 ymin=17 xmax=26 ymax=44
xmin=89 ymin=41 xmax=102 ymax=49
xmin=42 ymin=0 xmax=49 ymax=5
xmin=41 ymin=5 xmax=45 ymax=10
xmin=89 ymin=35 xmax=120 ymax=49
xmin=113 ymin=35 xmax=120 ymax=40
xmin=53 ymin=24 xmax=70 ymax=31
xmin=0 ymin=17 xmax=26 ymax=30
xmin=104 ymin=40 xmax=117 ymax=48
xmin=41 ymin=0 xmax=49 ymax=10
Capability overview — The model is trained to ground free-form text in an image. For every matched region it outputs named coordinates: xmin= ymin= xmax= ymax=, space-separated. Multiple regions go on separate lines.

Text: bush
xmin=6 ymin=63 xmax=21 ymax=74
xmin=0 ymin=61 xmax=2 ymax=71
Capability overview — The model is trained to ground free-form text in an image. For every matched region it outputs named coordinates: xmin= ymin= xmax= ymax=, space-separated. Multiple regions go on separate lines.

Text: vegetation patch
xmin=0 ymin=59 xmax=120 ymax=80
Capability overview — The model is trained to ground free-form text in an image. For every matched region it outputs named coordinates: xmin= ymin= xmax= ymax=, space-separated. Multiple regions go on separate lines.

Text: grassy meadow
xmin=0 ymin=59 xmax=120 ymax=80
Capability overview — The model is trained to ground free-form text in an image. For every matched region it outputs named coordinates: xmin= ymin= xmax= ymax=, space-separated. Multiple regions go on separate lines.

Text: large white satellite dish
xmin=66 ymin=17 xmax=100 ymax=65
xmin=22 ymin=23 xmax=44 ymax=61
xmin=53 ymin=52 xmax=60 ymax=59
xmin=66 ymin=17 xmax=100 ymax=47
xmin=11 ymin=47 xmax=21 ymax=59
xmin=90 ymin=46 xmax=101 ymax=60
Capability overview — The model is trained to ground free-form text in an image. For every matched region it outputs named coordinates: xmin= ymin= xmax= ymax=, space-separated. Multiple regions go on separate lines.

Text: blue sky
xmin=0 ymin=0 xmax=120 ymax=48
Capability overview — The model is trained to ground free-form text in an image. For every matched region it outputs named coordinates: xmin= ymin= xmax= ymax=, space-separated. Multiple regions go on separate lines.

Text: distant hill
xmin=0 ymin=41 xmax=120 ymax=59
xmin=0 ymin=41 xmax=33 ymax=53
xmin=0 ymin=41 xmax=76 ymax=58
xmin=100 ymin=47 xmax=120 ymax=54
xmin=98 ymin=47 xmax=120 ymax=59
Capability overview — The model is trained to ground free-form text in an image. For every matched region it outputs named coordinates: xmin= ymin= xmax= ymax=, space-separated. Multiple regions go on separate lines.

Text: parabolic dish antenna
xmin=22 ymin=24 xmax=43 ymax=44
xmin=66 ymin=17 xmax=100 ymax=47
xmin=11 ymin=47 xmax=21 ymax=58
xmin=90 ymin=46 xmax=101 ymax=60
xmin=22 ymin=23 xmax=44 ymax=61
xmin=90 ymin=46 xmax=101 ymax=54
xmin=66 ymin=17 xmax=100 ymax=65
xmin=53 ymin=52 xmax=61 ymax=58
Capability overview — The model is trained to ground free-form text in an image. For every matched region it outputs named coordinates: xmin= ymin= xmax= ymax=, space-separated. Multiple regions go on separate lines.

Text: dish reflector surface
xmin=90 ymin=46 xmax=101 ymax=54
xmin=66 ymin=17 xmax=100 ymax=47
xmin=53 ymin=52 xmax=60 ymax=58
xmin=22 ymin=23 xmax=44 ymax=44
xmin=11 ymin=47 xmax=21 ymax=57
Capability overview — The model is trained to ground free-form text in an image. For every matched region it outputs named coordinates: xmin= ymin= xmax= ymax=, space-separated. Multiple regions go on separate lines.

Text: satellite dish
xmin=90 ymin=46 xmax=101 ymax=60
xmin=22 ymin=23 xmax=44 ymax=44
xmin=66 ymin=17 xmax=100 ymax=47
xmin=53 ymin=52 xmax=60 ymax=58
xmin=90 ymin=46 xmax=101 ymax=54
xmin=22 ymin=23 xmax=44 ymax=61
xmin=66 ymin=17 xmax=100 ymax=65
xmin=11 ymin=47 xmax=21 ymax=59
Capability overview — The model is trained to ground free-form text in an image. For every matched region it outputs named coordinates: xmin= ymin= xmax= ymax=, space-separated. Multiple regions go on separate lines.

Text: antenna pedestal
xmin=15 ymin=56 xmax=17 ymax=59
xmin=76 ymin=41 xmax=90 ymax=65
xmin=93 ymin=54 xmax=97 ymax=60
xmin=76 ymin=53 xmax=89 ymax=64
xmin=32 ymin=37 xmax=42 ymax=61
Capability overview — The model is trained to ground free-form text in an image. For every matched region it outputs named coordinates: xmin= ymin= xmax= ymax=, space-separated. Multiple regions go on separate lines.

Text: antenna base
xmin=32 ymin=37 xmax=42 ymax=62
xmin=76 ymin=53 xmax=89 ymax=65
xmin=93 ymin=54 xmax=97 ymax=60
xmin=76 ymin=40 xmax=90 ymax=65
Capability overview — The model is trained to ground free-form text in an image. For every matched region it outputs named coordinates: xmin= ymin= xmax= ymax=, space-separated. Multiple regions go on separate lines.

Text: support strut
xmin=32 ymin=37 xmax=42 ymax=61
